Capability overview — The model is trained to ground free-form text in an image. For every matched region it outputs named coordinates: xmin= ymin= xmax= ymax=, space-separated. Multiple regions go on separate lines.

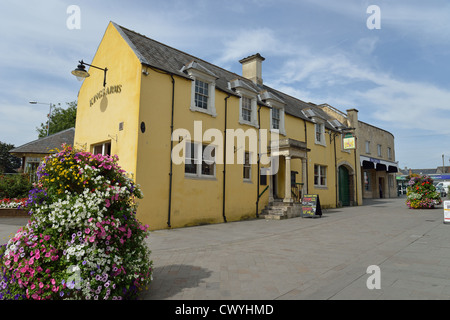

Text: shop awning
xmin=360 ymin=155 xmax=399 ymax=173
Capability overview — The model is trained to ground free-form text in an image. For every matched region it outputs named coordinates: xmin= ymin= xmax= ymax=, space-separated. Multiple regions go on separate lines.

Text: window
xmin=377 ymin=144 xmax=382 ymax=157
xmin=195 ymin=79 xmax=209 ymax=110
xmin=365 ymin=141 xmax=370 ymax=154
xmin=314 ymin=165 xmax=327 ymax=187
xmin=387 ymin=147 xmax=392 ymax=159
xmin=92 ymin=141 xmax=111 ymax=156
xmin=272 ymin=107 xmax=280 ymax=130
xmin=185 ymin=141 xmax=216 ymax=178
xmin=364 ymin=171 xmax=372 ymax=191
xmin=315 ymin=123 xmax=325 ymax=145
xmin=243 ymin=152 xmax=251 ymax=181
xmin=242 ymin=97 xmax=252 ymax=122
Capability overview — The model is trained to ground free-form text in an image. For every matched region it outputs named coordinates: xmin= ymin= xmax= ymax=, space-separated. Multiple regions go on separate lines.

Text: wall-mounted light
xmin=71 ymin=60 xmax=108 ymax=87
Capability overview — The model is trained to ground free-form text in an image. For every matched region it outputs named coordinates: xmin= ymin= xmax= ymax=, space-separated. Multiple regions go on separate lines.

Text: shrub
xmin=0 ymin=144 xmax=152 ymax=300
xmin=0 ymin=174 xmax=32 ymax=199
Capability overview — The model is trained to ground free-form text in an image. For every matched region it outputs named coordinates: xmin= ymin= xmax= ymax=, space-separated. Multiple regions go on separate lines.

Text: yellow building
xmin=74 ymin=22 xmax=364 ymax=230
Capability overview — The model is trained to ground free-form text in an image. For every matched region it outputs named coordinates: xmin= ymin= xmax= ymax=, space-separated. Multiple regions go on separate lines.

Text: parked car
xmin=436 ymin=185 xmax=447 ymax=197
xmin=436 ymin=182 xmax=450 ymax=197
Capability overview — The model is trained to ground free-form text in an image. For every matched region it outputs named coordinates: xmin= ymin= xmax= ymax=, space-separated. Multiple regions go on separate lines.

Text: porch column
xmin=269 ymin=170 xmax=274 ymax=202
xmin=284 ymin=156 xmax=293 ymax=203
xmin=302 ymin=158 xmax=307 ymax=196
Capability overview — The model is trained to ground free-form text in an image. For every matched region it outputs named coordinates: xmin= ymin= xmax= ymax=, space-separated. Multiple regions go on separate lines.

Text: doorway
xmin=339 ymin=166 xmax=350 ymax=206
xmin=379 ymin=177 xmax=384 ymax=198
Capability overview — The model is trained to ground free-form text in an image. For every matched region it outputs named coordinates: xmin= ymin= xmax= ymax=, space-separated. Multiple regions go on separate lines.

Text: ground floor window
xmin=243 ymin=152 xmax=251 ymax=181
xmin=92 ymin=141 xmax=111 ymax=156
xmin=364 ymin=171 xmax=372 ymax=191
xmin=185 ymin=141 xmax=216 ymax=178
xmin=314 ymin=164 xmax=327 ymax=187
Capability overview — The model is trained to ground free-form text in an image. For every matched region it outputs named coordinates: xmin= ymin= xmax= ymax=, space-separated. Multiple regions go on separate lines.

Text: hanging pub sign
xmin=301 ymin=194 xmax=322 ymax=218
xmin=343 ymin=133 xmax=356 ymax=150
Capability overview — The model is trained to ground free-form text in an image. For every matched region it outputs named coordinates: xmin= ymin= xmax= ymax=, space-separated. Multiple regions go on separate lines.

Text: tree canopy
xmin=36 ymin=101 xmax=77 ymax=138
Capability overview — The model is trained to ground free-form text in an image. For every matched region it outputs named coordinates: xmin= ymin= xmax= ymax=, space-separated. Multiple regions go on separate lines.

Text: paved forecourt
xmin=2 ymin=197 xmax=450 ymax=300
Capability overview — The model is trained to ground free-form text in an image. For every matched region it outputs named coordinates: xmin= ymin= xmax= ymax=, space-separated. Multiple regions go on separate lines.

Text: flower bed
xmin=406 ymin=174 xmax=441 ymax=209
xmin=0 ymin=144 xmax=152 ymax=300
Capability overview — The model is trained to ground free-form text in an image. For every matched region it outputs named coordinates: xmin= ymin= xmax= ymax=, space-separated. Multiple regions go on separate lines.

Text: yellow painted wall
xmin=74 ymin=22 xmax=142 ymax=177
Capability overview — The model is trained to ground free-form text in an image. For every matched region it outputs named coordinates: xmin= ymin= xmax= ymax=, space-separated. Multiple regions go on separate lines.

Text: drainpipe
xmin=256 ymin=105 xmax=262 ymax=218
xmin=304 ymin=119 xmax=308 ymax=194
xmin=222 ymin=94 xmax=231 ymax=223
xmin=167 ymin=74 xmax=175 ymax=228
xmin=334 ymin=132 xmax=338 ymax=207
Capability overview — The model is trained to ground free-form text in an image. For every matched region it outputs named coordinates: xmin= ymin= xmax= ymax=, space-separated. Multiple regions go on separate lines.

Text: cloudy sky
xmin=1 ymin=0 xmax=450 ymax=169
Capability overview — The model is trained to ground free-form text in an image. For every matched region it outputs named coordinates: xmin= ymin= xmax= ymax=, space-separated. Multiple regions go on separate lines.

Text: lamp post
xmin=29 ymin=101 xmax=59 ymax=136
xmin=71 ymin=60 xmax=108 ymax=87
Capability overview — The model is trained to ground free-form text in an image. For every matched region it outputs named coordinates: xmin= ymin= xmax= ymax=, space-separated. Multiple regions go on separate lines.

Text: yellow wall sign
xmin=343 ymin=133 xmax=356 ymax=150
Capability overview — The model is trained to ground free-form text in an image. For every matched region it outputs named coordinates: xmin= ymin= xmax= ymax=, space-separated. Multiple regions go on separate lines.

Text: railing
xmin=291 ymin=183 xmax=304 ymax=203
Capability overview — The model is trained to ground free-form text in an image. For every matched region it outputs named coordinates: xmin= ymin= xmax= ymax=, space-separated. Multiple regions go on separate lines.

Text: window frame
xmin=187 ymin=69 xmax=217 ymax=117
xmin=184 ymin=141 xmax=216 ymax=179
xmin=92 ymin=141 xmax=111 ymax=156
xmin=314 ymin=122 xmax=326 ymax=146
xmin=314 ymin=164 xmax=327 ymax=187
xmin=243 ymin=151 xmax=252 ymax=182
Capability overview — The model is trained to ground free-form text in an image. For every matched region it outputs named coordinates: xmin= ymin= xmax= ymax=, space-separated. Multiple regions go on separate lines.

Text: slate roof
xmin=9 ymin=128 xmax=75 ymax=156
xmin=113 ymin=22 xmax=345 ymax=132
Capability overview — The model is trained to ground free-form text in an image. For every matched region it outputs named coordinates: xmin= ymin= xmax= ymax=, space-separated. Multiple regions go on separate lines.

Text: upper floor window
xmin=387 ymin=147 xmax=392 ymax=159
xmin=241 ymin=96 xmax=252 ymax=122
xmin=272 ymin=107 xmax=280 ymax=130
xmin=194 ymin=79 xmax=209 ymax=110
xmin=365 ymin=141 xmax=370 ymax=154
xmin=377 ymin=144 xmax=382 ymax=157
xmin=315 ymin=123 xmax=325 ymax=146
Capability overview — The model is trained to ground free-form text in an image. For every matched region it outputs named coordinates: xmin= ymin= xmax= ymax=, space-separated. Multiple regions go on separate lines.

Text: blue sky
xmin=1 ymin=0 xmax=450 ymax=169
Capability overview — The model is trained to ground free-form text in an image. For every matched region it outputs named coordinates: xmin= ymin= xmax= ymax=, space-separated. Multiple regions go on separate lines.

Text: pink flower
xmin=4 ymin=260 xmax=11 ymax=266
xmin=89 ymin=236 xmax=95 ymax=243
xmin=51 ymin=279 xmax=56 ymax=285
xmin=105 ymin=199 xmax=111 ymax=208
xmin=44 ymin=235 xmax=50 ymax=241
xmin=85 ymin=228 xmax=91 ymax=234
xmin=39 ymin=282 xmax=44 ymax=289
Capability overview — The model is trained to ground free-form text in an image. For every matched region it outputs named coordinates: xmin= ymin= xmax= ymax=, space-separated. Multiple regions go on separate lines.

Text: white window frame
xmin=314 ymin=164 xmax=327 ymax=187
xmin=92 ymin=141 xmax=111 ymax=156
xmin=269 ymin=101 xmax=286 ymax=136
xmin=236 ymin=88 xmax=258 ymax=128
xmin=314 ymin=122 xmax=326 ymax=146
xmin=377 ymin=144 xmax=382 ymax=157
xmin=365 ymin=141 xmax=371 ymax=154
xmin=387 ymin=147 xmax=392 ymax=159
xmin=243 ymin=151 xmax=252 ymax=182
xmin=187 ymin=69 xmax=217 ymax=117
xmin=185 ymin=141 xmax=216 ymax=179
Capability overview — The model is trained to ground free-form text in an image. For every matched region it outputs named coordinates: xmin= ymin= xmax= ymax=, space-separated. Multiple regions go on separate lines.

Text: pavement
xmin=2 ymin=196 xmax=450 ymax=300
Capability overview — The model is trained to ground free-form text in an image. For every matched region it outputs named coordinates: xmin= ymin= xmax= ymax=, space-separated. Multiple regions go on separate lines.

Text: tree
xmin=0 ymin=141 xmax=21 ymax=173
xmin=36 ymin=101 xmax=77 ymax=138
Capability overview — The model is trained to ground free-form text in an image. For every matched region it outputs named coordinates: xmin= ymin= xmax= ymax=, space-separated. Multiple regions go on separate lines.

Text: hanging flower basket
xmin=406 ymin=174 xmax=441 ymax=209
xmin=0 ymin=144 xmax=152 ymax=300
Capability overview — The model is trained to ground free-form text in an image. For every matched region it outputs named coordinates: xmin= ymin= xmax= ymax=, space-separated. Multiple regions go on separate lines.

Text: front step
xmin=260 ymin=201 xmax=302 ymax=220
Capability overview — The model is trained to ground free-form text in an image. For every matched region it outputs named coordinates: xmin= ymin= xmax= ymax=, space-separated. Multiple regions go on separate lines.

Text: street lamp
xmin=71 ymin=60 xmax=108 ymax=87
xmin=29 ymin=101 xmax=59 ymax=137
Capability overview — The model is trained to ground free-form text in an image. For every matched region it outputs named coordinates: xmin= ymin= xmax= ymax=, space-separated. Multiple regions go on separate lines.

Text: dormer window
xmin=181 ymin=61 xmax=217 ymax=117
xmin=229 ymin=78 xmax=259 ymax=128
xmin=315 ymin=122 xmax=326 ymax=146
xmin=260 ymin=90 xmax=286 ymax=136
xmin=272 ymin=107 xmax=280 ymax=129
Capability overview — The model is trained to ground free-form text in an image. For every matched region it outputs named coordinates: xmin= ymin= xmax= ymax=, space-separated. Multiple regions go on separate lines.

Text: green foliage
xmin=37 ymin=101 xmax=77 ymax=138
xmin=0 ymin=142 xmax=21 ymax=173
xmin=0 ymin=173 xmax=32 ymax=199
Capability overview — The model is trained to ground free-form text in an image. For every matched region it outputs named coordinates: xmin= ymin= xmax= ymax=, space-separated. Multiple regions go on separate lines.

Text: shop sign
xmin=90 ymin=84 xmax=122 ymax=107
xmin=343 ymin=133 xmax=356 ymax=150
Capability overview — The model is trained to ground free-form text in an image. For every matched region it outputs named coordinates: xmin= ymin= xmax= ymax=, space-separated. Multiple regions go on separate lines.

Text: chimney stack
xmin=239 ymin=53 xmax=265 ymax=85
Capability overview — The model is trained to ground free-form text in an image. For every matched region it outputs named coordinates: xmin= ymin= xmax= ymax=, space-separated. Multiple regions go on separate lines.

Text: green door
xmin=339 ymin=166 xmax=350 ymax=206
